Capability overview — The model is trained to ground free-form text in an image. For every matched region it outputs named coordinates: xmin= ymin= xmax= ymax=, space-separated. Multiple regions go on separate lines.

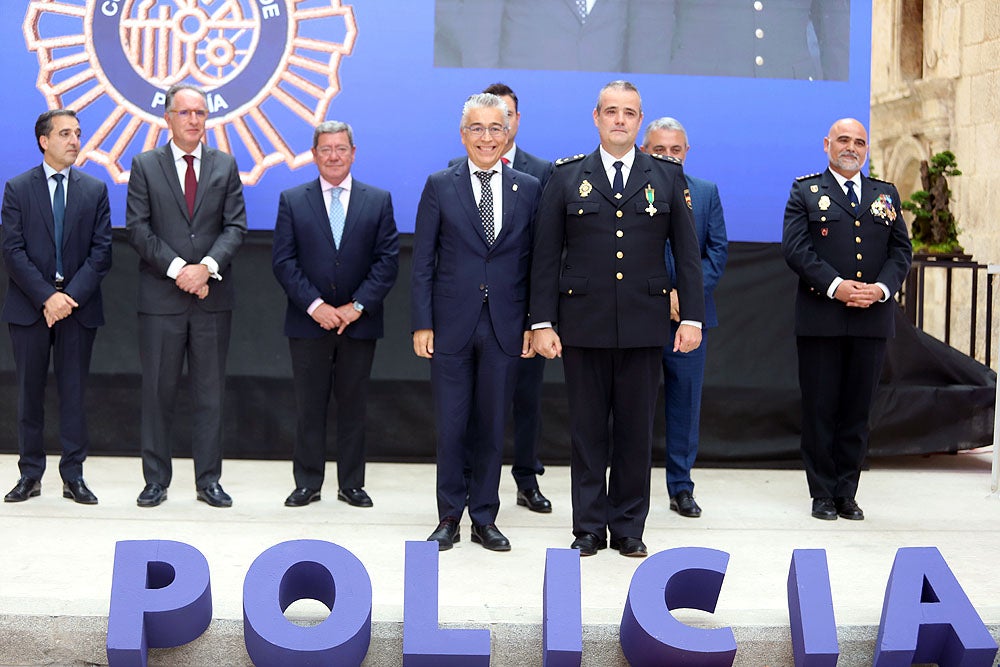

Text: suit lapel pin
xmin=512 ymin=183 xmax=518 ymax=191
xmin=644 ymin=185 xmax=657 ymax=216
xmin=579 ymin=179 xmax=592 ymax=198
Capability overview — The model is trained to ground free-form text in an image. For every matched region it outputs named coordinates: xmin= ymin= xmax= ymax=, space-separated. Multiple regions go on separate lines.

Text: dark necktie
xmin=846 ymin=181 xmax=859 ymax=208
xmin=475 ymin=170 xmax=496 ymax=245
xmin=612 ymin=160 xmax=624 ymax=195
xmin=183 ymin=154 xmax=197 ymax=218
xmin=51 ymin=173 xmax=65 ymax=277
xmin=575 ymin=0 xmax=589 ymax=23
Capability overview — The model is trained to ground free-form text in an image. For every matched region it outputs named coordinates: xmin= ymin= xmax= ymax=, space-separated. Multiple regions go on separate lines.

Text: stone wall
xmin=871 ymin=0 xmax=1000 ymax=367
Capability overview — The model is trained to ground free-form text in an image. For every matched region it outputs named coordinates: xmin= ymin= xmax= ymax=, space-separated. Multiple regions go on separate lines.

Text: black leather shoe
xmin=197 ymin=482 xmax=232 ymax=508
xmin=285 ymin=487 xmax=321 ymax=507
xmin=835 ymin=496 xmax=865 ymax=520
xmin=811 ymin=497 xmax=838 ymax=520
xmin=570 ymin=533 xmax=607 ymax=557
xmin=669 ymin=490 xmax=702 ymax=518
xmin=427 ymin=517 xmax=460 ymax=551
xmin=62 ymin=478 xmax=98 ymax=505
xmin=137 ymin=483 xmax=167 ymax=507
xmin=337 ymin=488 xmax=373 ymax=508
xmin=471 ymin=524 xmax=511 ymax=551
xmin=611 ymin=537 xmax=648 ymax=557
xmin=516 ymin=487 xmax=552 ymax=513
xmin=4 ymin=477 xmax=40 ymax=503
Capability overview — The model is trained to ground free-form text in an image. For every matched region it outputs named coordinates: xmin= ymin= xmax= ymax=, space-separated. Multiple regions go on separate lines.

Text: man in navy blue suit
xmin=273 ymin=121 xmax=399 ymax=509
xmin=641 ymin=117 xmax=728 ymax=518
xmin=412 ymin=93 xmax=541 ymax=552
xmin=449 ymin=83 xmax=554 ymax=514
xmin=2 ymin=109 xmax=112 ymax=504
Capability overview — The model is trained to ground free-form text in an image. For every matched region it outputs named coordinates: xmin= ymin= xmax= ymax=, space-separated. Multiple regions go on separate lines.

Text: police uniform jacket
xmin=782 ymin=169 xmax=912 ymax=339
xmin=529 ymin=148 xmax=704 ymax=348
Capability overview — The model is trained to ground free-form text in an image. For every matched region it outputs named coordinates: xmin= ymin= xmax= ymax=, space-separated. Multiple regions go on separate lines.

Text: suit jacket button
xmin=856 ymin=253 xmax=862 ymax=260
xmin=616 ymin=272 xmax=623 ymax=280
xmin=616 ymin=210 xmax=623 ymax=218
xmin=578 ymin=209 xmax=584 ymax=215
xmin=616 ymin=230 xmax=623 ymax=237
xmin=856 ymin=271 xmax=863 ymax=278
xmin=820 ymin=216 xmax=826 ymax=222
xmin=616 ymin=251 xmax=623 ymax=259
xmin=855 ymin=220 xmax=861 ymax=227
xmin=855 ymin=236 xmax=861 ymax=243
xmin=567 ymin=289 xmax=573 ymax=295
xmin=662 ymin=288 xmax=667 ymax=294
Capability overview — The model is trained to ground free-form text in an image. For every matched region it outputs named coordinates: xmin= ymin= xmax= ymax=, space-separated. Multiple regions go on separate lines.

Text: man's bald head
xmin=824 ymin=118 xmax=868 ymax=178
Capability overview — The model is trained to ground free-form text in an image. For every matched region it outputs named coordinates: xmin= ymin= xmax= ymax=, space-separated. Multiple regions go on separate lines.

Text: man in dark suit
xmin=126 ymin=84 xmax=247 ymax=508
xmin=640 ymin=117 xmax=728 ymax=519
xmin=412 ymin=93 xmax=541 ymax=552
xmin=531 ymin=81 xmax=705 ymax=557
xmin=449 ymin=83 xmax=554 ymax=514
xmin=782 ymin=118 xmax=912 ymax=521
xmin=272 ymin=121 xmax=399 ymax=509
xmin=1 ymin=109 xmax=112 ymax=504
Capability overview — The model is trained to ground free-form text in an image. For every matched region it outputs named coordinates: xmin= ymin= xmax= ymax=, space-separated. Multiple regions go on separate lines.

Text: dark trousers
xmin=8 ymin=317 xmax=96 ymax=482
xmin=662 ymin=323 xmax=708 ymax=497
xmin=796 ymin=335 xmax=887 ymax=499
xmin=510 ymin=355 xmax=546 ymax=489
xmin=288 ymin=333 xmax=376 ymax=491
xmin=563 ymin=345 xmax=661 ymax=541
xmin=431 ymin=303 xmax=518 ymax=526
xmin=138 ymin=306 xmax=231 ymax=489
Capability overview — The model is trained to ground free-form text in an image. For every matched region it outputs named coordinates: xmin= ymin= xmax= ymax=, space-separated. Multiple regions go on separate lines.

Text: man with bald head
xmin=782 ymin=118 xmax=911 ymax=521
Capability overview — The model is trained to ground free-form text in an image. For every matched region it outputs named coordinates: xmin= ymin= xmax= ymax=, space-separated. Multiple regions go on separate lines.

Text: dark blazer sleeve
xmin=528 ymin=165 xmax=568 ymax=326
xmin=1 ymin=175 xmax=57 ymax=312
xmin=666 ymin=170 xmax=705 ymax=324
xmin=701 ymin=181 xmax=728 ymax=294
xmin=350 ymin=188 xmax=400 ymax=311
xmin=63 ymin=175 xmax=113 ymax=309
xmin=411 ymin=174 xmax=442 ymax=332
xmin=271 ymin=187 xmax=323 ymax=314
xmin=782 ymin=180 xmax=841 ymax=291
xmin=125 ymin=152 xmax=183 ymax=275
xmin=202 ymin=151 xmax=247 ymax=272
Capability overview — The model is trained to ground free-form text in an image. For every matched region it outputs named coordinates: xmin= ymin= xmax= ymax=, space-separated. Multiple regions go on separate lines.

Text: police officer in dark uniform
xmin=530 ymin=81 xmax=704 ymax=557
xmin=782 ymin=118 xmax=912 ymax=521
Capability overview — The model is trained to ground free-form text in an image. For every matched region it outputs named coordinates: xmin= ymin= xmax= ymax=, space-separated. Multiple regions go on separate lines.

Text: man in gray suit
xmin=126 ymin=84 xmax=247 ymax=508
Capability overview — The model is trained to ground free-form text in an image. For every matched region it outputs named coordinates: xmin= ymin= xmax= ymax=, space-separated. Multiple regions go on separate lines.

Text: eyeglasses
xmin=315 ymin=145 xmax=352 ymax=156
xmin=463 ymin=124 xmax=507 ymax=138
xmin=170 ymin=109 xmax=209 ymax=119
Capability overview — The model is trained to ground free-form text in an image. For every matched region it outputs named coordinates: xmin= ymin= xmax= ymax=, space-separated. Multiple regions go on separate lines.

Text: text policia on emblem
xmin=105 ymin=540 xmax=998 ymax=667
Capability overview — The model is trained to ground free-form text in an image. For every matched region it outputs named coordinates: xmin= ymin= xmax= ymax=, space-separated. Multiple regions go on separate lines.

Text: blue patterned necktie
xmin=329 ymin=186 xmax=345 ymax=248
xmin=52 ymin=173 xmax=65 ymax=277
xmin=846 ymin=181 xmax=859 ymax=208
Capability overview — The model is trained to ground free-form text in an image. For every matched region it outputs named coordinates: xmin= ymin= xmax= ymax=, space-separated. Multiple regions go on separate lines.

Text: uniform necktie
xmin=183 ymin=154 xmax=197 ymax=218
xmin=51 ymin=173 xmax=65 ymax=278
xmin=612 ymin=160 xmax=624 ymax=195
xmin=846 ymin=181 xmax=859 ymax=208
xmin=475 ymin=170 xmax=496 ymax=245
xmin=575 ymin=0 xmax=589 ymax=22
xmin=329 ymin=186 xmax=345 ymax=249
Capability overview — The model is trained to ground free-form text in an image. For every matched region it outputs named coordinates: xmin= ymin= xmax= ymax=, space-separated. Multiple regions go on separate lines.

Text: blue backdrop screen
xmin=3 ymin=1 xmax=871 ymax=242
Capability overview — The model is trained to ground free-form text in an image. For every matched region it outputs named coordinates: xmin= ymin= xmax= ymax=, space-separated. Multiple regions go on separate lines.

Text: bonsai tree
xmin=901 ymin=150 xmax=963 ymax=254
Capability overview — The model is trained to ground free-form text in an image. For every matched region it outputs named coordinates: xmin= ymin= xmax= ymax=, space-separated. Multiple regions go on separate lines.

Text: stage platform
xmin=0 ymin=451 xmax=998 ymax=666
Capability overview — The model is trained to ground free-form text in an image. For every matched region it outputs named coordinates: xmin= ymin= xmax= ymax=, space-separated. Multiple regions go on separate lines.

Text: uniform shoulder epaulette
xmin=866 ymin=175 xmax=891 ymax=184
xmin=650 ymin=153 xmax=682 ymax=165
xmin=554 ymin=154 xmax=586 ymax=166
xmin=795 ymin=172 xmax=821 ymax=181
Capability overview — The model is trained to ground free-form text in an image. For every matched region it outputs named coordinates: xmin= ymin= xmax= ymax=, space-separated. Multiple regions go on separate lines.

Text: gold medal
xmin=579 ymin=179 xmax=592 ymax=198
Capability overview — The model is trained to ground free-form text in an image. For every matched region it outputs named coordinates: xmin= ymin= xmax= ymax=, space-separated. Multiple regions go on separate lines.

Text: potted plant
xmin=901 ymin=151 xmax=964 ymax=255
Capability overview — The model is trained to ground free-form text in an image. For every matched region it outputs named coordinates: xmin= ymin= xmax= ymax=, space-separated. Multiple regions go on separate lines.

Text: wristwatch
xmin=352 ymin=301 xmax=364 ymax=313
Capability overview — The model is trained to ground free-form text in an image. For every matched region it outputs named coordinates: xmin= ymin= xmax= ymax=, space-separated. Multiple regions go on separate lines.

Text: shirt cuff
xmin=679 ymin=320 xmax=703 ymax=329
xmin=306 ymin=298 xmax=324 ymax=316
xmin=166 ymin=257 xmax=186 ymax=279
xmin=826 ymin=276 xmax=844 ymax=299
xmin=201 ymin=257 xmax=222 ymax=280
xmin=531 ymin=322 xmax=553 ymax=330
xmin=875 ymin=282 xmax=891 ymax=302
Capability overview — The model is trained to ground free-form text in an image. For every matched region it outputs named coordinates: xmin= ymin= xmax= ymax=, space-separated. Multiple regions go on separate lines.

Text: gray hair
xmin=164 ymin=84 xmax=208 ymax=112
xmin=643 ymin=117 xmax=688 ymax=146
xmin=313 ymin=120 xmax=354 ymax=148
xmin=460 ymin=93 xmax=509 ymax=129
xmin=595 ymin=80 xmax=642 ymax=113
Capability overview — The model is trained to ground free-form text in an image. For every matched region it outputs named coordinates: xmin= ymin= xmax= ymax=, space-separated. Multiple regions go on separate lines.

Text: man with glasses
xmin=272 ymin=121 xmax=399 ymax=510
xmin=126 ymin=83 xmax=247 ymax=508
xmin=412 ymin=93 xmax=542 ymax=552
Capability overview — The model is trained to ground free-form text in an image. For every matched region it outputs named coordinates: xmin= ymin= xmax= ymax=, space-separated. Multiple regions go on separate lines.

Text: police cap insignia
xmin=555 ymin=154 xmax=586 ymax=166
